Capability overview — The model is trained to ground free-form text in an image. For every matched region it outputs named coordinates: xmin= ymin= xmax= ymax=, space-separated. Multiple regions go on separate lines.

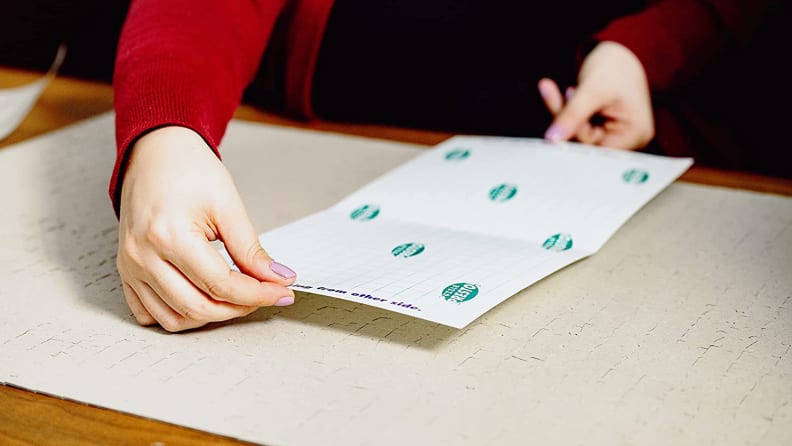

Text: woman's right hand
xmin=116 ymin=126 xmax=297 ymax=332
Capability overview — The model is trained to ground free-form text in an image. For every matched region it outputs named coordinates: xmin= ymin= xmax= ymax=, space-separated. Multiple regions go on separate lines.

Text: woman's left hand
xmin=538 ymin=41 xmax=655 ymax=150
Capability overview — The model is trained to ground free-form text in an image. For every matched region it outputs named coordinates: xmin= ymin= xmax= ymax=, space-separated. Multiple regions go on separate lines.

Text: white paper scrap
xmin=0 ymin=44 xmax=66 ymax=140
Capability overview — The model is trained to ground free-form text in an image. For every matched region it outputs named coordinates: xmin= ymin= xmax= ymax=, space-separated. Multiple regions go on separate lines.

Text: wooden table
xmin=2 ymin=67 xmax=791 ymax=445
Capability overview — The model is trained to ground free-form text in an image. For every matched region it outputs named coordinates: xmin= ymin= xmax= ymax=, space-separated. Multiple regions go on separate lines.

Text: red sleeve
xmin=110 ymin=0 xmax=287 ymax=215
xmin=593 ymin=0 xmax=777 ymax=92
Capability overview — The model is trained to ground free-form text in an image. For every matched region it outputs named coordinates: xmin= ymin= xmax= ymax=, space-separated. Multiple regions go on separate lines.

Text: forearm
xmin=111 ymin=0 xmax=286 ymax=214
xmin=593 ymin=0 xmax=777 ymax=92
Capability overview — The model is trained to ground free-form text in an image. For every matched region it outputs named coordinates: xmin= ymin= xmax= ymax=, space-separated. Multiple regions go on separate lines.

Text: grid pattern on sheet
xmin=332 ymin=137 xmax=692 ymax=251
xmin=260 ymin=210 xmax=586 ymax=327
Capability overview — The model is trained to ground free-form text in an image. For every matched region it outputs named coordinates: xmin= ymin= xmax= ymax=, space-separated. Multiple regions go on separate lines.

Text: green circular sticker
xmin=622 ymin=169 xmax=650 ymax=184
xmin=350 ymin=204 xmax=380 ymax=221
xmin=391 ymin=242 xmax=425 ymax=258
xmin=442 ymin=283 xmax=479 ymax=303
xmin=489 ymin=183 xmax=518 ymax=202
xmin=543 ymin=233 xmax=574 ymax=252
xmin=445 ymin=149 xmax=471 ymax=161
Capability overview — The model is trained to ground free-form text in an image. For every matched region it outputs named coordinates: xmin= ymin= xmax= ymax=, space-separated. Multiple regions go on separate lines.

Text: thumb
xmin=214 ymin=198 xmax=297 ymax=285
xmin=544 ymin=86 xmax=603 ymax=143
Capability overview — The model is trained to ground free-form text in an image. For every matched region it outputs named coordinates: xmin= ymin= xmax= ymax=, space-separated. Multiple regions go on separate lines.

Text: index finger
xmin=544 ymin=85 xmax=605 ymax=143
xmin=537 ymin=78 xmax=564 ymax=115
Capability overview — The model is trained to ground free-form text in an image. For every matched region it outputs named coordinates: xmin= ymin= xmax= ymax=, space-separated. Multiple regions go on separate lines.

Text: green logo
xmin=445 ymin=149 xmax=471 ymax=161
xmin=391 ymin=243 xmax=425 ymax=258
xmin=489 ymin=183 xmax=518 ymax=202
xmin=543 ymin=233 xmax=573 ymax=252
xmin=622 ymin=169 xmax=650 ymax=184
xmin=350 ymin=204 xmax=380 ymax=221
xmin=442 ymin=283 xmax=479 ymax=303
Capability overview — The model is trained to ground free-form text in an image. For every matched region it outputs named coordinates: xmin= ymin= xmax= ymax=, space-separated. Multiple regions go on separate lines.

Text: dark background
xmin=1 ymin=1 xmax=790 ymax=177
xmin=0 ymin=0 xmax=129 ymax=82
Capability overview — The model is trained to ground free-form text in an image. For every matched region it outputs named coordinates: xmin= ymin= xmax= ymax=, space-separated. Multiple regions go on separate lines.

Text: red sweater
xmin=111 ymin=0 xmax=778 ymax=213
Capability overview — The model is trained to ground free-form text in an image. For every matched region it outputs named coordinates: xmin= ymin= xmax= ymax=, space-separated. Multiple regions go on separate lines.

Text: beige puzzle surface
xmin=1 ymin=113 xmax=790 ymax=445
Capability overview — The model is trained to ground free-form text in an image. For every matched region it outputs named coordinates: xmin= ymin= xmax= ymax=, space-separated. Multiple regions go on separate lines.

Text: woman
xmin=112 ymin=0 xmax=784 ymax=332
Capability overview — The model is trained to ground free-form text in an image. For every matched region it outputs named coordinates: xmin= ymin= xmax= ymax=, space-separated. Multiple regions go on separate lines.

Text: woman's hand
xmin=538 ymin=41 xmax=654 ymax=150
xmin=116 ymin=126 xmax=297 ymax=332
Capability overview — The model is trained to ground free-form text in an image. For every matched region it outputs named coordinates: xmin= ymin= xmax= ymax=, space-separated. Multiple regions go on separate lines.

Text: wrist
xmin=119 ymin=126 xmax=217 ymax=213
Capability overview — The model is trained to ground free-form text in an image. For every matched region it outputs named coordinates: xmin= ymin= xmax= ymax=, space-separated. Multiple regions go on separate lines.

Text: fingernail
xmin=270 ymin=260 xmax=296 ymax=279
xmin=544 ymin=124 xmax=567 ymax=142
xmin=538 ymin=83 xmax=552 ymax=99
xmin=274 ymin=296 xmax=294 ymax=307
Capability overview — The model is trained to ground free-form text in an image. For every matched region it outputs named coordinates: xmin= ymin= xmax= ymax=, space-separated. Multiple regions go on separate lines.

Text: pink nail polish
xmin=270 ymin=260 xmax=296 ymax=279
xmin=544 ymin=124 xmax=567 ymax=142
xmin=538 ymin=84 xmax=552 ymax=99
xmin=274 ymin=296 xmax=294 ymax=307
